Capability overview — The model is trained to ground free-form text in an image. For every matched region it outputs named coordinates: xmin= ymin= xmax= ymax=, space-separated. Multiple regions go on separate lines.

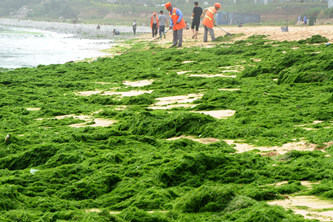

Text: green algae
xmin=0 ymin=34 xmax=332 ymax=221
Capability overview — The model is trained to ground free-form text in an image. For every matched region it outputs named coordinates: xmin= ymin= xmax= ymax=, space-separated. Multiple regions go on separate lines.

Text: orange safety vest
xmin=169 ymin=8 xmax=186 ymax=31
xmin=202 ymin=7 xmax=217 ymax=29
xmin=151 ymin=16 xmax=159 ymax=28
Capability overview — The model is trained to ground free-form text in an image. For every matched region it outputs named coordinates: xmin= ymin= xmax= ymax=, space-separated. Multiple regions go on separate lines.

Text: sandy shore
xmin=141 ymin=25 xmax=333 ymax=48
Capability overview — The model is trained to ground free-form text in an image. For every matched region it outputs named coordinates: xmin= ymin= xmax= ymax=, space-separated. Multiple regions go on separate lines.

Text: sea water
xmin=0 ymin=25 xmax=111 ymax=69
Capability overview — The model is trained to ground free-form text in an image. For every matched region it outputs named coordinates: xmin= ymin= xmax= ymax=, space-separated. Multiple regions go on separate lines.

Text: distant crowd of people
xmin=148 ymin=1 xmax=221 ymax=47
xmin=94 ymin=1 xmax=222 ymax=44
xmin=297 ymin=15 xmax=316 ymax=26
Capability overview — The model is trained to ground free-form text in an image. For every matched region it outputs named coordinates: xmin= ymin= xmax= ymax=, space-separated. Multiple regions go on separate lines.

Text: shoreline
xmin=0 ymin=18 xmax=150 ymax=39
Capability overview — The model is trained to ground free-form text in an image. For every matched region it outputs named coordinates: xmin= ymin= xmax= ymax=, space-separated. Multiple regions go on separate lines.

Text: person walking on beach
xmin=113 ymin=28 xmax=120 ymax=35
xmin=202 ymin=3 xmax=221 ymax=42
xmin=150 ymin=12 xmax=159 ymax=37
xmin=191 ymin=1 xmax=203 ymax=39
xmin=132 ymin=20 xmax=137 ymax=35
xmin=158 ymin=10 xmax=168 ymax=39
xmin=165 ymin=2 xmax=186 ymax=48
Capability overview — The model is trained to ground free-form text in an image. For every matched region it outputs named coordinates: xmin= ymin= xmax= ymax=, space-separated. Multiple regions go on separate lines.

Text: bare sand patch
xmin=218 ymin=88 xmax=241 ymax=91
xmin=224 ymin=140 xmax=319 ymax=155
xmin=94 ymin=82 xmax=113 ymax=85
xmin=102 ymin=90 xmax=153 ymax=97
xmin=70 ymin=118 xmax=117 ymax=128
xmin=189 ymin=74 xmax=237 ymax=78
xmin=148 ymin=104 xmax=196 ymax=110
xmin=191 ymin=110 xmax=236 ymax=119
xmin=86 ymin=209 xmax=168 ymax=214
xmin=154 ymin=93 xmax=203 ymax=106
xmin=166 ymin=135 xmax=220 ymax=144
xmin=86 ymin=209 xmax=103 ymax=213
xmin=219 ymin=65 xmax=244 ymax=70
xmin=265 ymin=181 xmax=320 ymax=189
xmin=75 ymin=90 xmax=102 ymax=96
xmin=114 ymin=105 xmax=128 ymax=110
xmin=295 ymin=120 xmax=324 ymax=127
xmin=221 ymin=70 xmax=239 ymax=73
xmin=123 ymin=79 xmax=154 ymax=87
xmin=268 ymin=196 xmax=333 ymax=221
xmin=36 ymin=114 xmax=116 ymax=128
xmin=140 ymin=26 xmax=333 ymax=49
xmin=26 ymin=108 xmax=41 ymax=111
xmin=182 ymin=61 xmax=194 ymax=64
xmin=177 ymin=71 xmax=192 ymax=75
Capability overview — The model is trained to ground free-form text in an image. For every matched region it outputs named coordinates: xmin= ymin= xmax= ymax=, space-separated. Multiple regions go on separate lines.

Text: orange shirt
xmin=169 ymin=8 xmax=186 ymax=31
xmin=202 ymin=7 xmax=217 ymax=29
xmin=151 ymin=16 xmax=159 ymax=28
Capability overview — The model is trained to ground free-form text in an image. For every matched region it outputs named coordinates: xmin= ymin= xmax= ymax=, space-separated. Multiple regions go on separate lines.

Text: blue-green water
xmin=0 ymin=25 xmax=111 ymax=69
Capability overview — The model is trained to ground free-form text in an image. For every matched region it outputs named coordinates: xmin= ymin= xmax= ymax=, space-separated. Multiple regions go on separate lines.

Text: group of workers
xmin=150 ymin=1 xmax=222 ymax=47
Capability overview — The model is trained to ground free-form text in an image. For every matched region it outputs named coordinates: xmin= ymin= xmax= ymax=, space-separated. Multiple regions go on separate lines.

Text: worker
xmin=191 ymin=1 xmax=203 ymax=39
xmin=150 ymin=12 xmax=159 ymax=37
xmin=165 ymin=2 xmax=186 ymax=48
xmin=158 ymin=10 xmax=168 ymax=39
xmin=202 ymin=3 xmax=221 ymax=42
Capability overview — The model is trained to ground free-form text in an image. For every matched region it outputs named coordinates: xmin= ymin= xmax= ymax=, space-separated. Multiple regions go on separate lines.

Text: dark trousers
xmin=159 ymin=25 xmax=165 ymax=38
xmin=152 ymin=23 xmax=158 ymax=37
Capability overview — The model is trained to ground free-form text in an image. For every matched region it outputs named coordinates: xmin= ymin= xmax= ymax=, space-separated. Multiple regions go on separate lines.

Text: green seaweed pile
xmin=0 ymin=34 xmax=332 ymax=221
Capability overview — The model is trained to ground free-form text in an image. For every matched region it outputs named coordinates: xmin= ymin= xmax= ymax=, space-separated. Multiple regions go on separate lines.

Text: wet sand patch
xmin=191 ymin=110 xmax=236 ymax=119
xmin=123 ymin=79 xmax=154 ymax=87
xmin=167 ymin=135 xmax=220 ymax=144
xmin=154 ymin=93 xmax=203 ymax=106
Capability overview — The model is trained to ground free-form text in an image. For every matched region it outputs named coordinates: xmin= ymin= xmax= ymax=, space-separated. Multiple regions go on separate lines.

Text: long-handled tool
xmin=151 ymin=28 xmax=171 ymax=41
xmin=214 ymin=25 xmax=233 ymax=36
